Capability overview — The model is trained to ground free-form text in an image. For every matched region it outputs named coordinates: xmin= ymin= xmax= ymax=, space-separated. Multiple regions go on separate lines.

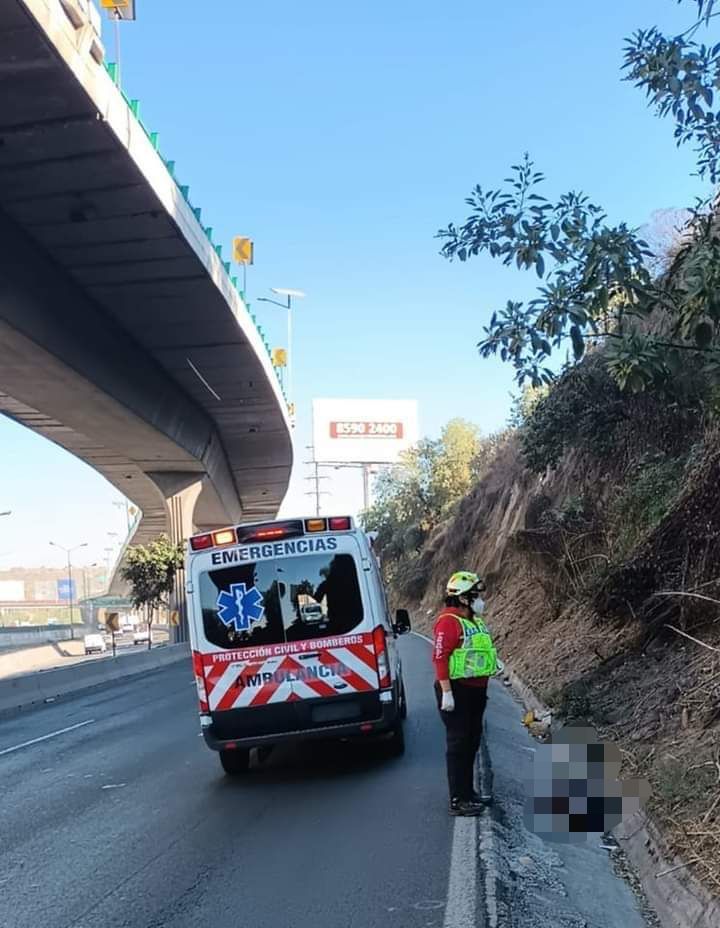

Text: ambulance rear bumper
xmin=202 ymin=691 xmax=399 ymax=751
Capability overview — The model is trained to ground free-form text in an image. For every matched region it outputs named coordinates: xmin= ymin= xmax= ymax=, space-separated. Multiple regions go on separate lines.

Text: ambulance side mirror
xmin=393 ymin=609 xmax=411 ymax=635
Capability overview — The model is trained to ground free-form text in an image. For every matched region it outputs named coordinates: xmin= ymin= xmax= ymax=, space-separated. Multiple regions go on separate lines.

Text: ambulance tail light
xmin=328 ymin=516 xmax=352 ymax=531
xmin=305 ymin=518 xmax=327 ymax=533
xmin=373 ymin=626 xmax=391 ymax=689
xmin=189 ymin=533 xmax=213 ymax=551
xmin=192 ymin=652 xmax=209 ymax=713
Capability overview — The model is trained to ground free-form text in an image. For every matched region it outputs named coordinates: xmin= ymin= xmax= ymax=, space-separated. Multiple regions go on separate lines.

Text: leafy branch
xmin=625 ymin=1 xmax=720 ymax=180
xmin=437 ymin=155 xmax=657 ymax=387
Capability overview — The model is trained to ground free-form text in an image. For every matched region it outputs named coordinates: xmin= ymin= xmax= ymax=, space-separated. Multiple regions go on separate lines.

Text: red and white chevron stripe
xmin=198 ymin=632 xmax=380 ymax=711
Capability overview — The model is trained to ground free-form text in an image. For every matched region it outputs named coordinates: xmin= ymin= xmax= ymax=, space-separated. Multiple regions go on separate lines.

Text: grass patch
xmin=609 ymin=455 xmax=686 ymax=558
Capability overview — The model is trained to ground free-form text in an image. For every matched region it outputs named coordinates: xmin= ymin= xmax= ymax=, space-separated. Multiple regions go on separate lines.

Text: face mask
xmin=471 ymin=596 xmax=485 ymax=617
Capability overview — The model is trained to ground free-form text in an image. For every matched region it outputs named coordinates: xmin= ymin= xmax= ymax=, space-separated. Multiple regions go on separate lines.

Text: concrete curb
xmin=502 ymin=661 xmax=719 ymax=928
xmin=0 ymin=643 xmax=190 ymax=716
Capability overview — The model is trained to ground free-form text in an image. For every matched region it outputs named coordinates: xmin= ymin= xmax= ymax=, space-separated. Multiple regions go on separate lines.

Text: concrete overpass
xmin=0 ymin=0 xmax=294 ymax=582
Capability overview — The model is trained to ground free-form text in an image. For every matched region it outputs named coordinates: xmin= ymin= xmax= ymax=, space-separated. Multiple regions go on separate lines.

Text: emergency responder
xmin=433 ymin=570 xmax=498 ymax=816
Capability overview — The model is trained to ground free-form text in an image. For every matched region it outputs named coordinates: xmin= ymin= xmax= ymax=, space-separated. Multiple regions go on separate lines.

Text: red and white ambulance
xmin=186 ymin=516 xmax=411 ymax=774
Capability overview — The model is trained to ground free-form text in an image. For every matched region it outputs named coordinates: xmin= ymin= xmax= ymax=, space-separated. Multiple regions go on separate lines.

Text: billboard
xmin=57 ymin=579 xmax=77 ymax=602
xmin=0 ymin=580 xmax=25 ymax=602
xmin=312 ymin=399 xmax=419 ymax=464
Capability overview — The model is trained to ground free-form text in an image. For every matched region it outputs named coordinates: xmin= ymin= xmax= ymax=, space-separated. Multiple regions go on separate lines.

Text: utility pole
xmin=304 ymin=446 xmax=330 ymax=516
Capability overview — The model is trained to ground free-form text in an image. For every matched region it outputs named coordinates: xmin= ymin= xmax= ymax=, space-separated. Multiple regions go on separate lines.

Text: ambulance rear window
xmin=199 ymin=553 xmax=364 ymax=649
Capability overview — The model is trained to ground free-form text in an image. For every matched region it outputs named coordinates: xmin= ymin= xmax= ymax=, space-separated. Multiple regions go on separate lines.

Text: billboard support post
xmin=362 ymin=464 xmax=371 ymax=513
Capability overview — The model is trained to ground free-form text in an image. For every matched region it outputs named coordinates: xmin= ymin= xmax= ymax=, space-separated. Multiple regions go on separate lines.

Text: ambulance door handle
xmin=298 ymin=652 xmax=319 ymax=660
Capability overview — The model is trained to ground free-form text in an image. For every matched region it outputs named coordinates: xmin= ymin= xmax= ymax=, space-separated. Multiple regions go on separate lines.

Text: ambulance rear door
xmin=190 ymin=533 xmax=380 ymax=713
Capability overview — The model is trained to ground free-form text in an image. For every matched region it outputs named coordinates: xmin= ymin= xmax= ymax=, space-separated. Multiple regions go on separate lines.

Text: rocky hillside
xmin=388 ymin=357 xmax=720 ymax=896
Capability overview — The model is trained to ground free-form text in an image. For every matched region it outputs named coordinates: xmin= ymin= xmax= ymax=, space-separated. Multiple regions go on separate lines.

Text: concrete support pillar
xmin=147 ymin=472 xmax=204 ymax=644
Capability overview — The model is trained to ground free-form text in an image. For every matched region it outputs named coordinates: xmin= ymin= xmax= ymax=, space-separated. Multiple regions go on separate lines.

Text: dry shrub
xmin=595 ymin=433 xmax=720 ymax=631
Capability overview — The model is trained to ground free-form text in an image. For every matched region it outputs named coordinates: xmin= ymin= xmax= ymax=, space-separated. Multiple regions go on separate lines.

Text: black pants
xmin=435 ymin=681 xmax=487 ymax=801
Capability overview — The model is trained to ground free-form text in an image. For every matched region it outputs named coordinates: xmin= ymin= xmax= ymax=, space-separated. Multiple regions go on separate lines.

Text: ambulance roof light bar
xmin=188 ymin=516 xmax=355 ymax=552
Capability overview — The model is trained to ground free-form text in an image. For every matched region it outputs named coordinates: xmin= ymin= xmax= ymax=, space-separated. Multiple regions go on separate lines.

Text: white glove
xmin=441 ymin=690 xmax=455 ymax=712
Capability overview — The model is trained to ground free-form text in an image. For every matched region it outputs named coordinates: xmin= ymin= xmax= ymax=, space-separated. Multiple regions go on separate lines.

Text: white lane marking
xmin=443 ymin=817 xmax=478 ymax=928
xmin=413 ymin=631 xmax=480 ymax=927
xmin=0 ymin=719 xmax=95 ymax=757
xmin=415 ymin=627 xmax=499 ymax=927
xmin=478 ymin=758 xmax=499 ymax=928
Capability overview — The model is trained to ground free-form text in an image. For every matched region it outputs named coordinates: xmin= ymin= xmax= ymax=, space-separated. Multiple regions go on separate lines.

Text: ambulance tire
xmin=399 ymin=680 xmax=408 ymax=720
xmin=219 ymin=748 xmax=251 ymax=775
xmin=386 ymin=719 xmax=406 ymax=758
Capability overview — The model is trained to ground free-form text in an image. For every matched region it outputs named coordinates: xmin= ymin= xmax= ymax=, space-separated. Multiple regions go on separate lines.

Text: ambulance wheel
xmin=219 ymin=748 xmax=251 ymax=775
xmin=399 ymin=680 xmax=408 ymax=720
xmin=386 ymin=719 xmax=406 ymax=758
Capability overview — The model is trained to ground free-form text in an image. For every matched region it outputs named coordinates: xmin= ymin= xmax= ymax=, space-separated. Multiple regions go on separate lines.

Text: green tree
xmin=508 ymin=383 xmax=550 ymax=428
xmin=363 ymin=420 xmax=503 ymax=589
xmin=120 ymin=535 xmax=184 ymax=648
xmin=437 ymin=1 xmax=720 ymax=394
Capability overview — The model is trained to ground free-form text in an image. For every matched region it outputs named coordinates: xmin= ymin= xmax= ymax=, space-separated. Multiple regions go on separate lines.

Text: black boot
xmin=449 ymin=797 xmax=484 ymax=817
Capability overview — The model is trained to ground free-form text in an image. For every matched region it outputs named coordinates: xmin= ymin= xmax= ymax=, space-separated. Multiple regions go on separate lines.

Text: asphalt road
xmin=0 ymin=635 xmax=655 ymax=928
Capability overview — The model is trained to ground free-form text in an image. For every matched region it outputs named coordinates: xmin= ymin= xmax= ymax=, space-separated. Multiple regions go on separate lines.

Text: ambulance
xmin=186 ymin=516 xmax=411 ymax=775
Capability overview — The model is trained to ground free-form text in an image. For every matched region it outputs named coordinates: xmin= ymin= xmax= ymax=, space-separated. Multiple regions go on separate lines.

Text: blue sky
xmin=0 ymin=0 xmax=709 ymax=566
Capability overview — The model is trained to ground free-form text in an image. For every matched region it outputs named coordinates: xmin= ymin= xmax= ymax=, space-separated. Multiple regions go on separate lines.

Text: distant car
xmin=83 ymin=633 xmax=107 ymax=655
xmin=133 ymin=627 xmax=150 ymax=645
xmin=47 ymin=618 xmax=61 ymax=626
xmin=300 ymin=603 xmax=324 ymax=623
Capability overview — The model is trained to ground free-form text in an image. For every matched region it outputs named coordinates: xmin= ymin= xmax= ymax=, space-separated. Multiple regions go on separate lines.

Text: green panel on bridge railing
xmin=100 ymin=59 xmax=284 ymax=394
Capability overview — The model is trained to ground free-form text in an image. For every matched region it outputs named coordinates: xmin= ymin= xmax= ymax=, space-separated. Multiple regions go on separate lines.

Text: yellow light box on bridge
xmin=100 ymin=0 xmax=136 ymax=20
xmin=271 ymin=348 xmax=287 ymax=368
xmin=232 ymin=236 xmax=254 ymax=265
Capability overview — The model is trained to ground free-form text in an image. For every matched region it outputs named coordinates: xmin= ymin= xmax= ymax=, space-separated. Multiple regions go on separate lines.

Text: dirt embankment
xmin=392 ymin=427 xmax=720 ymax=897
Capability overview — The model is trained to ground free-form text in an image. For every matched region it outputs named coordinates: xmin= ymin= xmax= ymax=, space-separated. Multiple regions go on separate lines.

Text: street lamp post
xmin=112 ymin=499 xmax=132 ymax=534
xmin=104 ymin=546 xmax=114 ymax=576
xmin=257 ymin=288 xmax=305 ymax=413
xmin=49 ymin=541 xmax=88 ymax=637
xmin=82 ymin=563 xmax=98 ymax=601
